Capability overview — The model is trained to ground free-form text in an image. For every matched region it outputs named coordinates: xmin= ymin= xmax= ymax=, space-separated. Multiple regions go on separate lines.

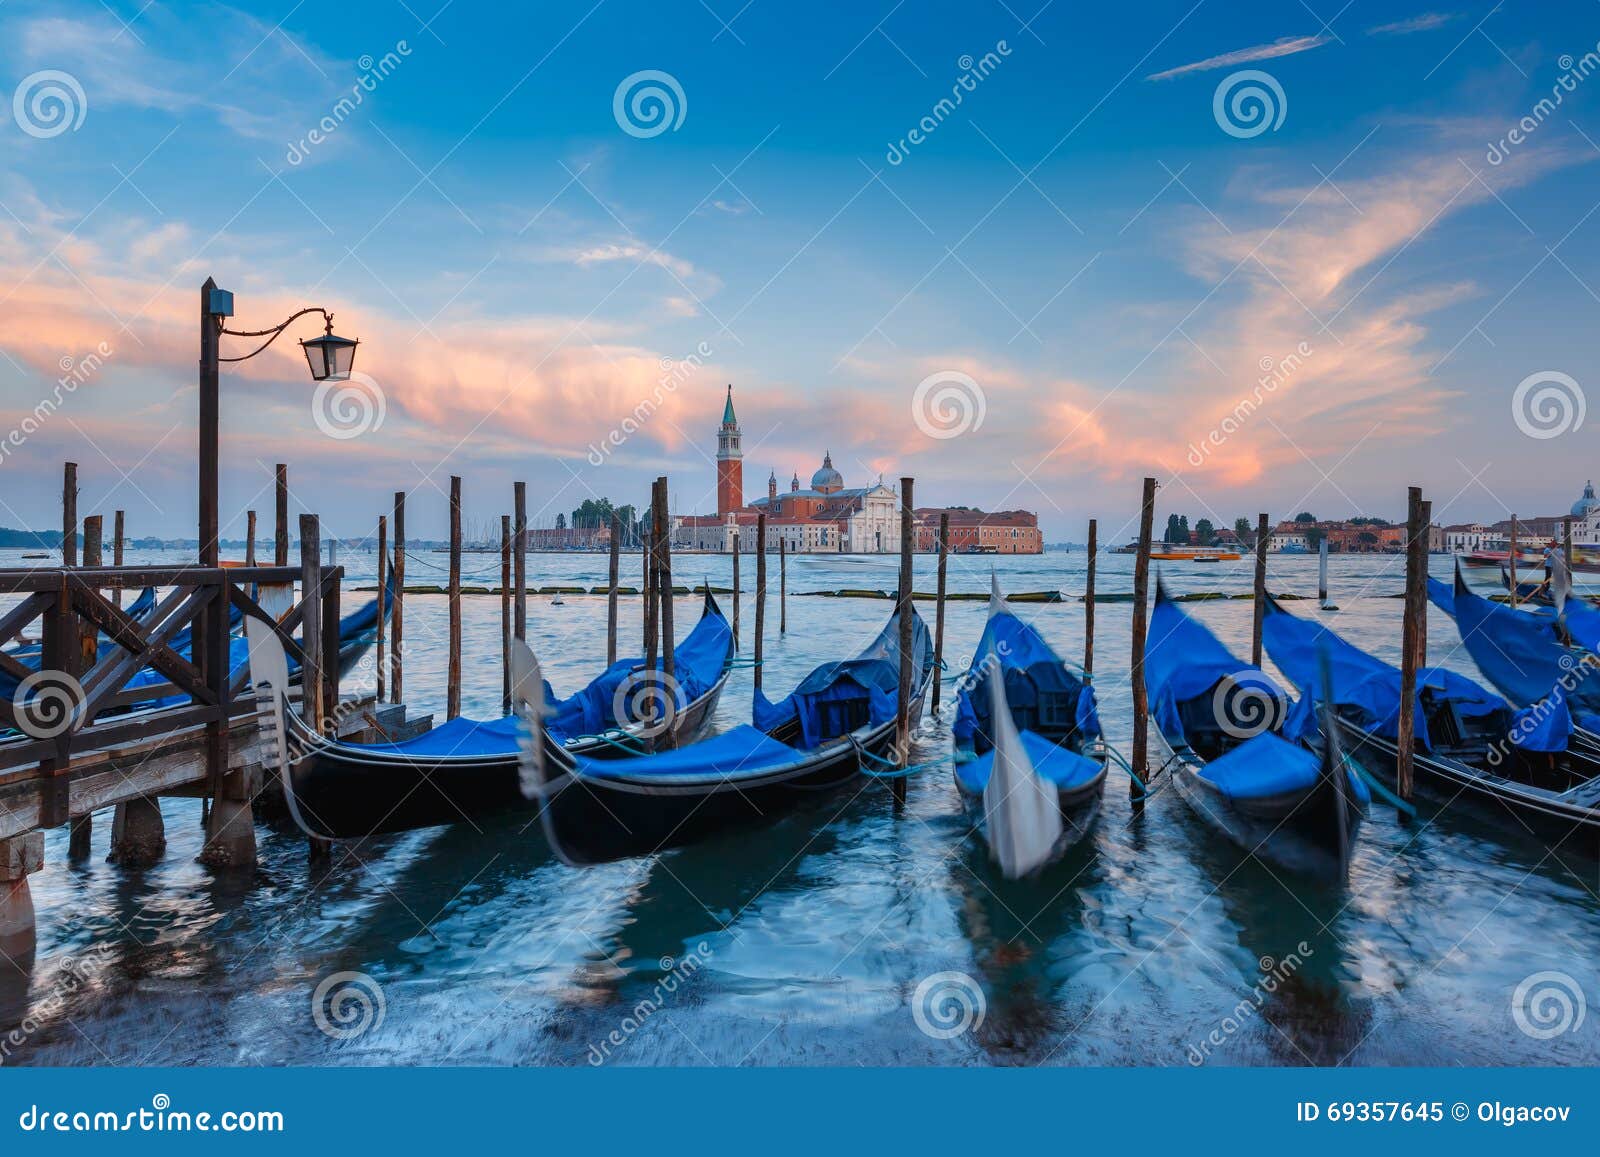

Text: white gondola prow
xmin=1550 ymin=548 xmax=1572 ymax=618
xmin=244 ymin=615 xmax=291 ymax=777
xmin=982 ymin=652 xmax=1063 ymax=878
xmin=989 ymin=568 xmax=1004 ymax=616
xmin=510 ymin=638 xmax=547 ymax=800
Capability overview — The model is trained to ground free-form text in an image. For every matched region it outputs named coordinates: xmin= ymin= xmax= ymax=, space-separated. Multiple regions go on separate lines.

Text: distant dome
xmin=811 ymin=451 xmax=844 ymax=494
xmin=1573 ymin=480 xmax=1598 ymax=518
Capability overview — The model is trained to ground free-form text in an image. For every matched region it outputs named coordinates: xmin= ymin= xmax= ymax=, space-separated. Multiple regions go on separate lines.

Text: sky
xmin=0 ymin=0 xmax=1596 ymax=543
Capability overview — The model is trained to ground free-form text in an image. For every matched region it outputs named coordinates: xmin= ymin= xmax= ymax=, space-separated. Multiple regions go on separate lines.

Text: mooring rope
xmin=1344 ymin=754 xmax=1417 ymax=817
xmin=853 ymin=740 xmax=941 ymax=780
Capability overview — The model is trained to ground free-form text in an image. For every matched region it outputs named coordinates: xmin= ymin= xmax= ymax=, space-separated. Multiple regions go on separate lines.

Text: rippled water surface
xmin=3 ymin=547 xmax=1596 ymax=1067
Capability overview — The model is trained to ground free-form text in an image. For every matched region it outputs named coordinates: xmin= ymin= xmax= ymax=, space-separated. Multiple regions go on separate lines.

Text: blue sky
xmin=0 ymin=0 xmax=1596 ymax=542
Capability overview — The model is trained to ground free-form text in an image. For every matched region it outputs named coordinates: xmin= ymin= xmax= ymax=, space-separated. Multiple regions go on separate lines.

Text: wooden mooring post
xmin=643 ymin=527 xmax=658 ymax=679
xmin=514 ymin=481 xmax=527 ymax=641
xmin=1508 ymin=514 xmax=1519 ymax=608
xmin=274 ymin=464 xmax=289 ymax=565
xmin=296 ymin=517 xmax=330 ymax=864
xmin=655 ymin=477 xmax=677 ymax=748
xmin=731 ymin=532 xmax=741 ymax=647
xmin=607 ymin=514 xmax=621 ymax=666
xmin=391 ymin=491 xmax=405 ymax=704
xmin=1084 ymin=518 xmax=1097 ymax=676
xmin=375 ymin=514 xmax=387 ymax=702
xmin=109 ymin=520 xmax=167 ymax=872
xmin=501 ymin=514 xmax=512 ymax=715
xmin=448 ymin=476 xmax=462 ymax=721
xmin=68 ymin=515 xmax=101 ymax=860
xmin=893 ymin=477 xmax=915 ymax=805
xmin=779 ymin=536 xmax=788 ymax=635
xmin=245 ymin=511 xmax=257 ymax=567
xmin=61 ymin=462 xmax=77 ymax=566
xmin=1252 ymin=511 xmax=1269 ymax=667
xmin=754 ymin=512 xmax=767 ymax=693
xmin=931 ymin=511 xmax=949 ymax=712
xmin=1396 ymin=486 xmax=1425 ymax=817
xmin=112 ymin=510 xmax=124 ymax=606
xmin=1130 ymin=477 xmax=1157 ymax=805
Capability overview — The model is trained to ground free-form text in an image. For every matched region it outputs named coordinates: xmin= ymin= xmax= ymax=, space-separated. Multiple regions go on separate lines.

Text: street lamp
xmin=198 ymin=277 xmax=360 ymax=566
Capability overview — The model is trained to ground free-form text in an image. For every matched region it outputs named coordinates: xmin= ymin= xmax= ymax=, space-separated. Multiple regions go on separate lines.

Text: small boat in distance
xmin=1148 ymin=545 xmax=1242 ymax=562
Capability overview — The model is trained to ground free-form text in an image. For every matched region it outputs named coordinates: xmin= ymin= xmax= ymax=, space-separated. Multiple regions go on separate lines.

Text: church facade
xmin=674 ymin=386 xmax=904 ymax=553
xmin=673 ymin=386 xmax=1042 ymax=554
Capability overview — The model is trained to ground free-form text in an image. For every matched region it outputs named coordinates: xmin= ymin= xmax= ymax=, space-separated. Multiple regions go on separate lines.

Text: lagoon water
xmin=2 ymin=546 xmax=1596 ymax=1067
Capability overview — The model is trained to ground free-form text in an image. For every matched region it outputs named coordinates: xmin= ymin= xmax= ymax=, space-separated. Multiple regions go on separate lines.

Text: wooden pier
xmin=0 ymin=560 xmax=426 ymax=964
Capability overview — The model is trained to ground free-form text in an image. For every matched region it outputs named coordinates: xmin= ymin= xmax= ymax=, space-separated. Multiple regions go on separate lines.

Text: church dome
xmin=1573 ymin=481 xmax=1598 ymax=518
xmin=811 ymin=451 xmax=844 ymax=494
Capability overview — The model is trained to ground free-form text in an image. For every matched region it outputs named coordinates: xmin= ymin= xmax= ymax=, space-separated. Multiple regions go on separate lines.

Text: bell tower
xmin=716 ymin=384 xmax=743 ymax=517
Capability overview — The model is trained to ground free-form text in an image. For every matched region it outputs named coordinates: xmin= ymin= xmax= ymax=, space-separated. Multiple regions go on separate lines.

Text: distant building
xmin=675 ymin=387 xmax=913 ymax=553
xmin=914 ymin=508 xmax=1042 ymax=554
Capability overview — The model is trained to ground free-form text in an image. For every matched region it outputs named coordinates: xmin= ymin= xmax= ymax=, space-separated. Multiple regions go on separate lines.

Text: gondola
xmin=950 ymin=577 xmax=1106 ymax=877
xmin=1263 ymin=595 xmax=1600 ymax=850
xmin=1430 ymin=563 xmax=1600 ymax=759
xmin=521 ymin=604 xmax=935 ymax=866
xmin=1145 ymin=580 xmax=1366 ymax=879
xmin=246 ymin=590 xmax=734 ymax=841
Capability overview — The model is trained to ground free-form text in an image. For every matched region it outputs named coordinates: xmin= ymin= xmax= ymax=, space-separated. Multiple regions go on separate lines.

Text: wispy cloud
xmin=1146 ymin=35 xmax=1332 ymax=81
xmin=1367 ymin=13 xmax=1457 ymax=37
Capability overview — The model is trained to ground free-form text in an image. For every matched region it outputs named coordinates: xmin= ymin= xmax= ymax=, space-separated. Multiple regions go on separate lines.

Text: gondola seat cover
xmin=1146 ymin=587 xmax=1286 ymax=748
xmin=542 ymin=603 xmax=731 ymax=741
xmin=953 ymin=609 xmax=1098 ymax=747
xmin=1265 ymin=600 xmax=1568 ymax=752
xmin=345 ymin=714 xmax=524 ymax=757
xmin=1192 ymin=731 xmax=1369 ymax=803
xmin=570 ymin=724 xmax=801 ymax=781
xmin=753 ymin=608 xmax=929 ymax=750
xmin=956 ymin=728 xmax=1102 ymax=794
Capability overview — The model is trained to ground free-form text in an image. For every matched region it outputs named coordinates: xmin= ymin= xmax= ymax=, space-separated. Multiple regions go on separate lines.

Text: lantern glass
xmin=300 ymin=333 xmax=359 ymax=382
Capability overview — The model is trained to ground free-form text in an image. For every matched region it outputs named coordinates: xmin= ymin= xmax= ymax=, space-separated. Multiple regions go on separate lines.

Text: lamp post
xmin=198 ymin=277 xmax=359 ymax=565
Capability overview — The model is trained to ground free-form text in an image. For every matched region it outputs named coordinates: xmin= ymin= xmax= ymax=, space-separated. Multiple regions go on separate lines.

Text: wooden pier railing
xmin=0 ymin=562 xmax=345 ymax=961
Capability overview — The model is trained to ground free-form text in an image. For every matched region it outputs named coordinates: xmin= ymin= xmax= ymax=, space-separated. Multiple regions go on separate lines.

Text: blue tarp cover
xmin=543 ymin=600 xmax=731 ymax=741
xmin=1194 ymin=730 xmax=1368 ymax=803
xmin=1264 ymin=602 xmax=1567 ymax=752
xmin=956 ymin=728 xmax=1103 ymax=794
xmin=1448 ymin=580 xmax=1600 ymax=735
xmin=752 ymin=608 xmax=929 ymax=749
xmin=351 ymin=714 xmax=523 ymax=758
xmin=570 ymin=723 xmax=801 ymax=781
xmin=953 ymin=608 xmax=1099 ymax=744
xmin=1563 ymin=600 xmax=1600 ymax=654
xmin=1146 ymin=589 xmax=1287 ymax=748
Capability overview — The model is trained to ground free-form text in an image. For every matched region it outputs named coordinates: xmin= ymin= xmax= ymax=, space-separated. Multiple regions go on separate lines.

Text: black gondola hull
xmin=1152 ymin=725 xmax=1363 ymax=880
xmin=1331 ymin=718 xmax=1600 ymax=852
xmin=282 ymin=670 xmax=728 ymax=840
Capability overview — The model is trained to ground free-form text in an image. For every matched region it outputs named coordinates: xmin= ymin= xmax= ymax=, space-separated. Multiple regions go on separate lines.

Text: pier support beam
xmin=108 ymin=796 xmax=166 ymax=867
xmin=0 ymin=834 xmax=44 ymax=969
